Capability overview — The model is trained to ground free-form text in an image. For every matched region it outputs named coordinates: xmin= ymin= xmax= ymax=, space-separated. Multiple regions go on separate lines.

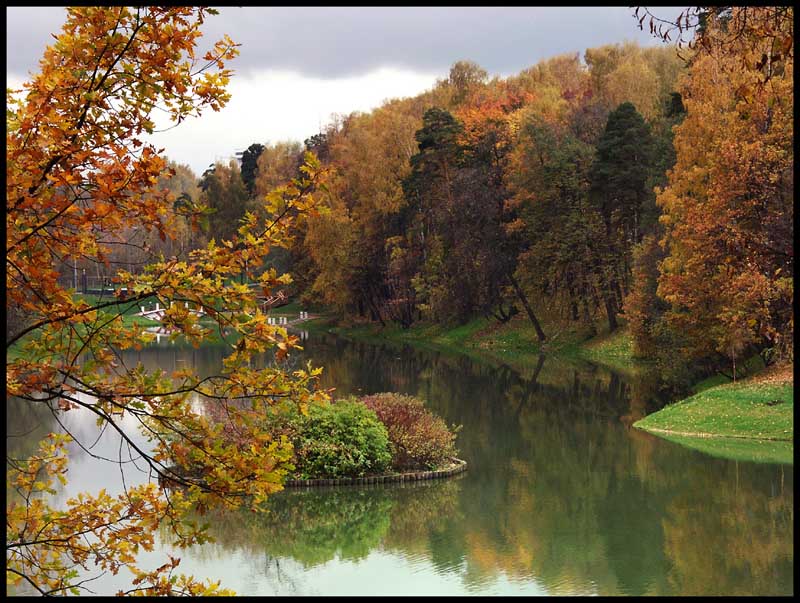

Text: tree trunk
xmin=366 ymin=295 xmax=385 ymax=327
xmin=604 ymin=294 xmax=619 ymax=332
xmin=567 ymin=282 xmax=579 ymax=321
xmin=596 ymin=269 xmax=619 ymax=332
xmin=581 ymin=293 xmax=596 ymax=337
xmin=612 ymin=276 xmax=625 ymax=310
xmin=508 ymin=273 xmax=546 ymax=342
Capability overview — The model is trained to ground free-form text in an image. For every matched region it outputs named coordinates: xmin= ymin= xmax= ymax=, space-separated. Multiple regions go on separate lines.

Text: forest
xmin=6 ymin=6 xmax=792 ymax=596
xmin=102 ymin=7 xmax=793 ymax=387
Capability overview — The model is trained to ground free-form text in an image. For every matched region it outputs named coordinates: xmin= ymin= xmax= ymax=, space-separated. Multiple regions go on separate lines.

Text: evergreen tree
xmin=202 ymin=160 xmax=250 ymax=243
xmin=588 ymin=102 xmax=655 ymax=330
xmin=401 ymin=108 xmax=466 ymax=323
xmin=240 ymin=142 xmax=265 ymax=197
xmin=589 ymin=102 xmax=654 ymax=245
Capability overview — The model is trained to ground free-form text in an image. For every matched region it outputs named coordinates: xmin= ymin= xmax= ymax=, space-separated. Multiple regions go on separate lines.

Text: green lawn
xmin=268 ymin=301 xmax=311 ymax=318
xmin=635 ymin=380 xmax=793 ymax=442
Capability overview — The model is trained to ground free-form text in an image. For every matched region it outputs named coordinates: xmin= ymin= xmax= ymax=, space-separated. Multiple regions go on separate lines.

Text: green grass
xmin=313 ymin=311 xmax=659 ymax=379
xmin=306 ymin=313 xmax=635 ymax=377
xmin=74 ymin=293 xmax=156 ymax=327
xmin=268 ymin=301 xmax=304 ymax=317
xmin=635 ymin=380 xmax=793 ymax=442
xmin=574 ymin=327 xmax=633 ymax=363
xmin=302 ymin=315 xmax=336 ymax=331
xmin=560 ymin=327 xmax=655 ymax=377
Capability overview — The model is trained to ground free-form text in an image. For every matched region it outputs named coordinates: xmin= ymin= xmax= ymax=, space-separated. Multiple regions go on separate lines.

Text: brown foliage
xmin=361 ymin=393 xmax=460 ymax=471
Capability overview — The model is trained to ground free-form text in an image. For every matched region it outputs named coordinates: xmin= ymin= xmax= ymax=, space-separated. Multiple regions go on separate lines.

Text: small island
xmin=180 ymin=392 xmax=465 ymax=489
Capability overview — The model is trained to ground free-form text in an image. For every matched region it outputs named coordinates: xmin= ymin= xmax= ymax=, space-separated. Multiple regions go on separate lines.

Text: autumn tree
xmin=254 ymin=141 xmax=305 ymax=199
xmin=633 ymin=6 xmax=793 ymax=87
xmin=511 ymin=53 xmax=587 ymax=136
xmin=448 ymin=59 xmax=489 ymax=105
xmin=249 ymin=140 xmax=307 ymax=289
xmin=623 ymin=234 xmax=667 ymax=358
xmin=654 ymin=6 xmax=793 ymax=370
xmin=6 ymin=7 xmax=329 ymax=596
xmin=161 ymin=161 xmax=204 ymax=254
xmin=95 ymin=160 xmax=203 ymax=286
xmin=455 ymin=87 xmax=546 ymax=331
xmin=324 ymin=103 xmax=420 ymax=320
xmin=584 ymin=42 xmax=683 ymax=123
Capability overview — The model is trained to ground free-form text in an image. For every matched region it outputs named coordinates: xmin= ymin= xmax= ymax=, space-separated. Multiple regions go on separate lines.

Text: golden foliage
xmin=6 ymin=7 xmax=331 ymax=595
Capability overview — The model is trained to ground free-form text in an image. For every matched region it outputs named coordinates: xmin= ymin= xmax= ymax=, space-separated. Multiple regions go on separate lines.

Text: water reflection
xmin=7 ymin=332 xmax=793 ymax=596
xmin=190 ymin=478 xmax=463 ymax=568
xmin=178 ymin=427 xmax=791 ymax=595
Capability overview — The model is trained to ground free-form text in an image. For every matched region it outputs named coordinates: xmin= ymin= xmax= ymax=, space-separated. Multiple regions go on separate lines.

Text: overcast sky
xmin=6 ymin=6 xmax=684 ymax=176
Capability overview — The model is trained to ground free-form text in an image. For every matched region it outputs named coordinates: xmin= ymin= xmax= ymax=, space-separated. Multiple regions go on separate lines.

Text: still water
xmin=7 ymin=331 xmax=794 ymax=596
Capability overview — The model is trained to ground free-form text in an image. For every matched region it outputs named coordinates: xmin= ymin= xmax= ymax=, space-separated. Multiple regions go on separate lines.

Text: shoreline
xmin=306 ymin=314 xmax=794 ymax=457
xmin=283 ymin=458 xmax=468 ymax=488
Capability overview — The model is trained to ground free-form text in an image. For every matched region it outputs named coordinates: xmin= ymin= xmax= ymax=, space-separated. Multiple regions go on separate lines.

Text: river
xmin=7 ymin=330 xmax=794 ymax=596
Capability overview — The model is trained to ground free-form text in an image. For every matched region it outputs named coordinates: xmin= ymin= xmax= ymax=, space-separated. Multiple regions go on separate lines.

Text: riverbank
xmin=283 ymin=458 xmax=467 ymax=488
xmin=304 ymin=312 xmax=794 ymax=462
xmin=634 ymin=365 xmax=794 ymax=442
xmin=302 ymin=312 xmax=651 ymax=376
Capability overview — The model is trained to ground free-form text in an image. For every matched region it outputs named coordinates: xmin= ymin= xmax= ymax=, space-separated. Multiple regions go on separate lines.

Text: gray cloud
xmin=185 ymin=6 xmax=677 ymax=78
xmin=6 ymin=6 xmax=70 ymax=78
xmin=7 ymin=6 xmax=683 ymax=80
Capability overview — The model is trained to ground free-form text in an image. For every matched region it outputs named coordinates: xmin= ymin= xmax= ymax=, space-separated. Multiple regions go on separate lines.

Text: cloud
xmin=7 ymin=6 xmax=678 ymax=81
xmin=147 ymin=67 xmax=439 ymax=176
xmin=6 ymin=6 xmax=69 ymax=77
xmin=6 ymin=6 xmax=685 ymax=176
xmin=173 ymin=6 xmax=674 ymax=78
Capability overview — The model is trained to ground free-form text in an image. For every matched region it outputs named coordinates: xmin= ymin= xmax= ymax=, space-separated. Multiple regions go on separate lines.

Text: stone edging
xmin=283 ymin=457 xmax=467 ymax=488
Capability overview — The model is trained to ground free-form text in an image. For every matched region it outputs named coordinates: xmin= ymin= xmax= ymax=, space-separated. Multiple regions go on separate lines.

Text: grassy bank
xmin=303 ymin=311 xmax=651 ymax=376
xmin=306 ymin=311 xmax=794 ymax=463
xmin=634 ymin=365 xmax=793 ymax=447
xmin=74 ymin=293 xmax=160 ymax=328
xmin=305 ymin=314 xmax=560 ymax=373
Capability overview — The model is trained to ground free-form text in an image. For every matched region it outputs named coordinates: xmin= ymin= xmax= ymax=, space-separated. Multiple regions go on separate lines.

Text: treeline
xmin=296 ymin=41 xmax=685 ymax=338
xmin=154 ymin=8 xmax=792 ymax=384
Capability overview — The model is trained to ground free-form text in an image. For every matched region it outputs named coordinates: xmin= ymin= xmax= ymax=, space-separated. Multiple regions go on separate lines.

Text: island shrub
xmin=360 ymin=393 xmax=460 ymax=471
xmin=209 ymin=394 xmax=459 ymax=479
xmin=287 ymin=399 xmax=392 ymax=479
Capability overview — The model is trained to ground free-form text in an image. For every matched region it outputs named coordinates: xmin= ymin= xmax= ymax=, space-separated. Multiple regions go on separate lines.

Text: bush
xmin=360 ymin=393 xmax=460 ymax=471
xmin=212 ymin=394 xmax=460 ymax=479
xmin=290 ymin=399 xmax=392 ymax=479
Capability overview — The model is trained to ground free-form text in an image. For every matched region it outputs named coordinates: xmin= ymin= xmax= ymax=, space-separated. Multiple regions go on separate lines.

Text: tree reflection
xmin=132 ymin=332 xmax=792 ymax=596
xmin=178 ymin=477 xmax=464 ymax=570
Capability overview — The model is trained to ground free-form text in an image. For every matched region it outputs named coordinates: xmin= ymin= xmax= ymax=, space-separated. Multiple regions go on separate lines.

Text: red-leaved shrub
xmin=360 ymin=393 xmax=459 ymax=471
